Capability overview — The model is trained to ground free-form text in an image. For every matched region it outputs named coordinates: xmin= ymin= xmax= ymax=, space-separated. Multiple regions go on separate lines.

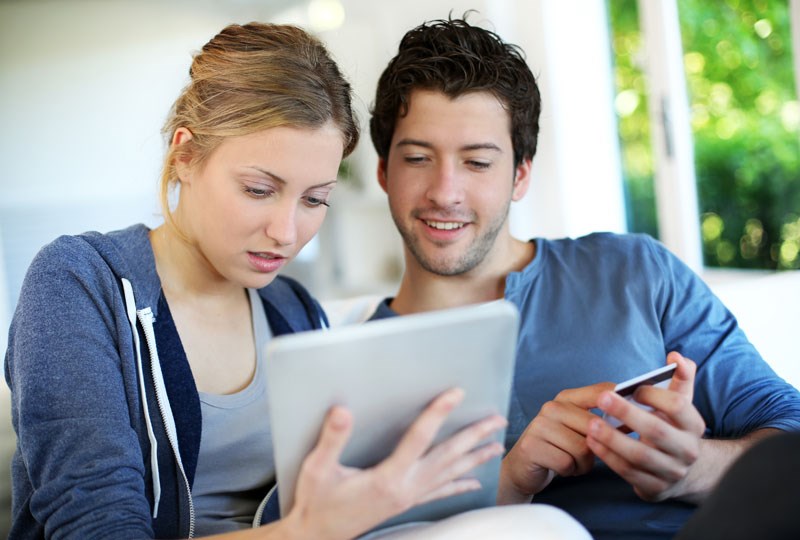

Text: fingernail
xmin=448 ymin=387 xmax=465 ymax=404
xmin=598 ymin=393 xmax=612 ymax=409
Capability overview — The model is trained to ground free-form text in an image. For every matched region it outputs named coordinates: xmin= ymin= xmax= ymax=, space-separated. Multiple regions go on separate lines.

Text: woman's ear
xmin=171 ymin=127 xmax=194 ymax=183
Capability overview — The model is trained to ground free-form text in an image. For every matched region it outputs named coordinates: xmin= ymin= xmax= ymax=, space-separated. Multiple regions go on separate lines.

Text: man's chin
xmin=417 ymin=254 xmax=475 ymax=277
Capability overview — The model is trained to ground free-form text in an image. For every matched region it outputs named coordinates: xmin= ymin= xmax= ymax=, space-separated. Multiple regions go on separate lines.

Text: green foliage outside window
xmin=609 ymin=0 xmax=800 ymax=269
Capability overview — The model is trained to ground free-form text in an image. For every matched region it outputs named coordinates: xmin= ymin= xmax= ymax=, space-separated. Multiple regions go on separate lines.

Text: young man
xmin=367 ymin=17 xmax=800 ymax=539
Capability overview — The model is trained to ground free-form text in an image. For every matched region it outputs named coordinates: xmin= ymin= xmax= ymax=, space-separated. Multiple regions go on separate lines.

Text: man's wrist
xmin=496 ymin=459 xmax=537 ymax=505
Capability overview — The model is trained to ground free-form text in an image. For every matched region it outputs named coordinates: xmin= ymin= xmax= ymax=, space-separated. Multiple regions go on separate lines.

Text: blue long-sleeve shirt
xmin=371 ymin=232 xmax=800 ymax=540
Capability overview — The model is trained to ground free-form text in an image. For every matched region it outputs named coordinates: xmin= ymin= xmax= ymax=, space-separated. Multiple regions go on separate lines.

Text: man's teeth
xmin=425 ymin=221 xmax=465 ymax=230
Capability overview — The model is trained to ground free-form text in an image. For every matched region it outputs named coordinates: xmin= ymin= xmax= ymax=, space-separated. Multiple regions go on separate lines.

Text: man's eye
xmin=404 ymin=155 xmax=428 ymax=165
xmin=467 ymin=160 xmax=491 ymax=170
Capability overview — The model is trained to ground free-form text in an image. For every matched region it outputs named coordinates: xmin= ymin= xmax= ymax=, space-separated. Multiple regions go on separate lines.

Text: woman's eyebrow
xmin=244 ymin=166 xmax=286 ymax=185
xmin=244 ymin=166 xmax=338 ymax=188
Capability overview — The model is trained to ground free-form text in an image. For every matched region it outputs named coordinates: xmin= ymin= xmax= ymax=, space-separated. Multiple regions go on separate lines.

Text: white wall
xmin=1 ymin=0 xmax=628 ymax=314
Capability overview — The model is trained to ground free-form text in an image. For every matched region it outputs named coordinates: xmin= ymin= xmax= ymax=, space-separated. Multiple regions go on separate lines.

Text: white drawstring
xmin=121 ymin=278 xmax=162 ymax=518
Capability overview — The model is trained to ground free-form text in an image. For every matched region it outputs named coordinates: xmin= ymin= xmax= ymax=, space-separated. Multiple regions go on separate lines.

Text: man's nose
xmin=425 ymin=161 xmax=465 ymax=207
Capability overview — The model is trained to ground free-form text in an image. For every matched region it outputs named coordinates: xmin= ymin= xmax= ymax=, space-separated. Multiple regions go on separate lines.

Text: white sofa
xmin=707 ymin=270 xmax=800 ymax=390
xmin=0 ymin=271 xmax=796 ymax=536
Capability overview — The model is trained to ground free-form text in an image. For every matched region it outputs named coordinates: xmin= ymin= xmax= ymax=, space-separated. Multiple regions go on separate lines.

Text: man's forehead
xmin=403 ymin=88 xmax=507 ymax=112
xmin=393 ymin=89 xmax=512 ymax=150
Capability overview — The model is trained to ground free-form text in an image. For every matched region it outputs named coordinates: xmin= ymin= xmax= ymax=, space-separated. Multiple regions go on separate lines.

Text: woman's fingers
xmin=305 ymin=405 xmax=354 ymax=470
xmin=389 ymin=388 xmax=465 ymax=467
xmin=416 ymin=477 xmax=483 ymax=505
xmin=422 ymin=415 xmax=506 ymax=479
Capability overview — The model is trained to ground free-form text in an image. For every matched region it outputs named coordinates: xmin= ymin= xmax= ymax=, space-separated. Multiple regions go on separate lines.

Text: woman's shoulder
xmin=257 ymin=275 xmax=326 ymax=331
xmin=33 ymin=224 xmax=148 ymax=264
xmin=21 ymin=224 xmax=154 ymax=301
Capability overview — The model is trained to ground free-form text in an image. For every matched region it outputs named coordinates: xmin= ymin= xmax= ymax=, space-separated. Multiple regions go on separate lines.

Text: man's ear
xmin=511 ymin=158 xmax=532 ymax=201
xmin=171 ymin=127 xmax=194 ymax=183
xmin=377 ymin=157 xmax=389 ymax=194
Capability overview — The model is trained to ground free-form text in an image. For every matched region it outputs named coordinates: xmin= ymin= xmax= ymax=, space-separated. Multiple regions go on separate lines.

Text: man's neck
xmin=390 ymin=238 xmax=535 ymax=315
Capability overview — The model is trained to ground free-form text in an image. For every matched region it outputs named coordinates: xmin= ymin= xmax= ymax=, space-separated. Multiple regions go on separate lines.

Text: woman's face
xmin=174 ymin=122 xmax=343 ymax=289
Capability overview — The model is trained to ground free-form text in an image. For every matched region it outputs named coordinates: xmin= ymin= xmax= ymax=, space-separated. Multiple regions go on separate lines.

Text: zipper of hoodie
xmin=253 ymin=483 xmax=278 ymax=528
xmin=137 ymin=307 xmax=196 ymax=539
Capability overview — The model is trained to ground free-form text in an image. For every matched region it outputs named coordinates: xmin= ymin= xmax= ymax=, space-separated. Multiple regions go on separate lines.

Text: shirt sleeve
xmin=645 ymin=236 xmax=800 ymax=437
xmin=6 ymin=236 xmax=154 ymax=538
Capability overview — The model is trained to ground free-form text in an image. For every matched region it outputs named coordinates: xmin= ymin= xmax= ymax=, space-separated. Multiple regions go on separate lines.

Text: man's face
xmin=379 ymin=89 xmax=530 ymax=276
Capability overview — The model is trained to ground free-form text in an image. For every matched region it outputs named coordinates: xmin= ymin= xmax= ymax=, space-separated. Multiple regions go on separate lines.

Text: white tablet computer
xmin=265 ymin=300 xmax=519 ymax=530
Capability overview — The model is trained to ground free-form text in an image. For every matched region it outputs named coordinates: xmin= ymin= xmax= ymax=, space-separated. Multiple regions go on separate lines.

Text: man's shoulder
xmin=541 ymin=232 xmax=672 ymax=270
xmin=531 ymin=232 xmax=672 ymax=285
xmin=544 ymin=231 xmax=661 ymax=255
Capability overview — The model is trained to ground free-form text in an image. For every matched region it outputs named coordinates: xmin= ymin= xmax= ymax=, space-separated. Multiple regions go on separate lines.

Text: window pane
xmin=609 ymin=0 xmax=800 ymax=270
xmin=680 ymin=0 xmax=800 ymax=269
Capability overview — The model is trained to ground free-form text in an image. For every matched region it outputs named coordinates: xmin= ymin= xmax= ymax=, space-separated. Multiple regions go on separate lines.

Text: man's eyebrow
xmin=461 ymin=143 xmax=502 ymax=152
xmin=395 ymin=138 xmax=433 ymax=149
xmin=394 ymin=139 xmax=502 ymax=152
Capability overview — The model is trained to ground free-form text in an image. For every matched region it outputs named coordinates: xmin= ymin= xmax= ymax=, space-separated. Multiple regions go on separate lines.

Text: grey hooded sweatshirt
xmin=4 ymin=224 xmax=326 ymax=539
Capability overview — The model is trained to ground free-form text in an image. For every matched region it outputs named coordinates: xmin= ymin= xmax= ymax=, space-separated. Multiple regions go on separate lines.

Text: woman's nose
xmin=265 ymin=201 xmax=298 ymax=246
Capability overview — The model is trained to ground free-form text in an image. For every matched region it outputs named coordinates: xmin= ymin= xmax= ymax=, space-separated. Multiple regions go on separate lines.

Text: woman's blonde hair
xmin=159 ymin=22 xmax=359 ymax=231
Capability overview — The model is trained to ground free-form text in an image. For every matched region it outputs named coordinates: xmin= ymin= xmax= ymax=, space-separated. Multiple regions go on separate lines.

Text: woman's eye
xmin=304 ymin=196 xmax=330 ymax=208
xmin=243 ymin=185 xmax=274 ymax=198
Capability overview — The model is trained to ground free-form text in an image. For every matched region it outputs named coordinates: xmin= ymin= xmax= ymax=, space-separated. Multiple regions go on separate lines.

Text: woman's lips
xmin=248 ymin=251 xmax=287 ymax=273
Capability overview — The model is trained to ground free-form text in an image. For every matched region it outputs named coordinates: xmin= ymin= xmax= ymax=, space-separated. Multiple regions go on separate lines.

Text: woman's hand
xmin=284 ymin=388 xmax=507 ymax=540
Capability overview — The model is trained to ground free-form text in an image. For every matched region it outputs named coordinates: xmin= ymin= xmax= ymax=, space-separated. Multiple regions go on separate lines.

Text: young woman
xmin=4 ymin=22 xmax=510 ymax=539
xmin=5 ymin=21 xmax=591 ymax=540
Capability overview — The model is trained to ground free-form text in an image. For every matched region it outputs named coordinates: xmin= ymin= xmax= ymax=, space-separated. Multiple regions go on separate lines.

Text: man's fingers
xmin=632 ymin=385 xmax=706 ymax=439
xmin=667 ymin=351 xmax=696 ymax=400
xmin=587 ymin=418 xmax=693 ymax=496
xmin=585 ymin=430 xmax=675 ymax=502
xmin=556 ymin=382 xmax=616 ymax=409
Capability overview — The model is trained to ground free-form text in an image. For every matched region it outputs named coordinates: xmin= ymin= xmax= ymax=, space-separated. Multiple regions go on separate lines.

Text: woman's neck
xmin=149 ymin=224 xmax=242 ymax=303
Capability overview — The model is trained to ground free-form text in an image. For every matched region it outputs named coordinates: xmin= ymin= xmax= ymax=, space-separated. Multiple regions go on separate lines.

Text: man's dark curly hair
xmin=369 ymin=15 xmax=541 ymax=167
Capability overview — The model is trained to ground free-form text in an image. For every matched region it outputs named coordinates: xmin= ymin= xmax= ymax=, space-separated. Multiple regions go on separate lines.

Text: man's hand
xmin=497 ymin=382 xmax=615 ymax=504
xmin=587 ymin=352 xmax=706 ymax=502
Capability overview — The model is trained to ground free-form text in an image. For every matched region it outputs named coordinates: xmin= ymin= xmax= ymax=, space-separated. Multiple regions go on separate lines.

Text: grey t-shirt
xmin=193 ymin=288 xmax=275 ymax=534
